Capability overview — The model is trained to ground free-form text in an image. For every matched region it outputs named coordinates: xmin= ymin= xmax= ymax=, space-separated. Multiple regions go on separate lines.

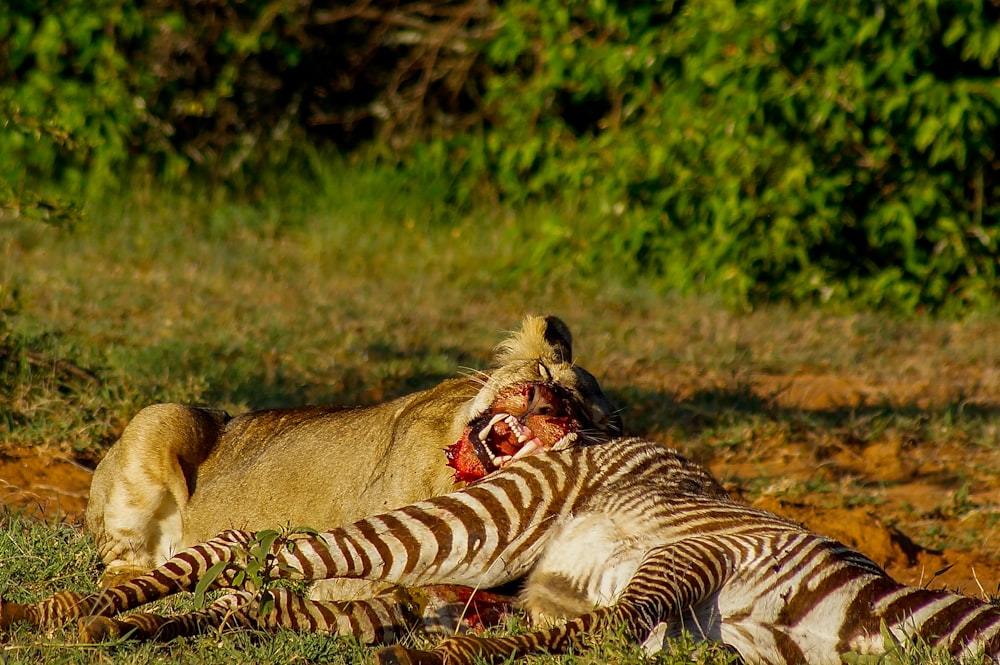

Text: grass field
xmin=2 ymin=163 xmax=1000 ymax=664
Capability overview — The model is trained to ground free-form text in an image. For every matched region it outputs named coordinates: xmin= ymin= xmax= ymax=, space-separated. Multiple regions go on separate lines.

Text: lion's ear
xmin=542 ymin=315 xmax=573 ymax=364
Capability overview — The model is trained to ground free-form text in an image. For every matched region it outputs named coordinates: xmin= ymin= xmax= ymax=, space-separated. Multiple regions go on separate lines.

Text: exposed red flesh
xmin=445 ymin=382 xmax=584 ymax=483
xmin=420 ymin=584 xmax=516 ymax=633
xmin=444 ymin=436 xmax=489 ymax=483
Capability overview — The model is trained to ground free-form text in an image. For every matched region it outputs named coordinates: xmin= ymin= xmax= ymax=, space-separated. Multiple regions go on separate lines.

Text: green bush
xmin=0 ymin=0 xmax=493 ymax=191
xmin=0 ymin=0 xmax=146 ymax=192
xmin=410 ymin=0 xmax=1000 ymax=311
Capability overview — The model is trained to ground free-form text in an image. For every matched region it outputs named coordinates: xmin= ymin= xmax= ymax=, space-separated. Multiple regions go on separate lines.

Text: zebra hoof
xmin=375 ymin=644 xmax=444 ymax=665
xmin=0 ymin=596 xmax=32 ymax=630
xmin=78 ymin=615 xmax=123 ymax=642
xmin=376 ymin=645 xmax=413 ymax=665
xmin=98 ymin=566 xmax=145 ymax=589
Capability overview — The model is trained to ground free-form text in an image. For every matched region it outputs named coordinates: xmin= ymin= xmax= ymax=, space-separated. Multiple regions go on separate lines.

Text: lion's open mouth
xmin=445 ymin=383 xmax=583 ymax=483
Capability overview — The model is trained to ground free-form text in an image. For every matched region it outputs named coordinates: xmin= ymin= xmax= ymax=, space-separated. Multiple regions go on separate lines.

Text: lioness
xmin=86 ymin=315 xmax=622 ymax=601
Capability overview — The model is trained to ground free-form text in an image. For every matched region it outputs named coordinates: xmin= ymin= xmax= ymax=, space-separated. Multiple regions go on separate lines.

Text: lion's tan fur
xmin=85 ymin=315 xmax=620 ymax=600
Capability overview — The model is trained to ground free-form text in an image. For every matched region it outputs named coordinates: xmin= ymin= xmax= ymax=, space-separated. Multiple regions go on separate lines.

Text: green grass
xmin=2 ymin=159 xmax=1000 ymax=664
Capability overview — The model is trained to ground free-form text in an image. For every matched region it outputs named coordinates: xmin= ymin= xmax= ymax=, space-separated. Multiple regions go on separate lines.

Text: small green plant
xmin=950 ymin=481 xmax=978 ymax=518
xmin=193 ymin=526 xmax=324 ymax=618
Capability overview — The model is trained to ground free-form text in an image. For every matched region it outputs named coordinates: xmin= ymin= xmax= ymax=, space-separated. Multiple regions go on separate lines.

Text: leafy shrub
xmin=0 ymin=0 xmax=493 ymax=188
xmin=410 ymin=0 xmax=1000 ymax=311
xmin=0 ymin=0 xmax=146 ymax=192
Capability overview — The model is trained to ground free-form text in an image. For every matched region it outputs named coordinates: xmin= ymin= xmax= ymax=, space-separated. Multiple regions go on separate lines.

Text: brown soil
xmin=705 ymin=371 xmax=1000 ymax=597
xmin=4 ymin=370 xmax=1000 ymax=599
xmin=1 ymin=447 xmax=92 ymax=523
xmin=750 ymin=496 xmax=1000 ymax=597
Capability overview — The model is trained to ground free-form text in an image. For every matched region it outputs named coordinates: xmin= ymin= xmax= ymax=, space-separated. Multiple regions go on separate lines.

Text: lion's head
xmin=446 ymin=315 xmax=623 ymax=482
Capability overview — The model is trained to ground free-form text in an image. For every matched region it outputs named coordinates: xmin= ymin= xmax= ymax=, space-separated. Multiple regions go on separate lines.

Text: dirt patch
xmin=710 ymin=435 xmax=1000 ymax=598
xmin=0 ymin=448 xmax=92 ymax=524
xmin=752 ymin=497 xmax=1000 ymax=596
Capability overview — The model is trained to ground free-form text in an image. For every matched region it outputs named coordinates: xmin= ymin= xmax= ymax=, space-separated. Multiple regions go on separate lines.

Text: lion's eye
xmin=537 ymin=362 xmax=552 ymax=381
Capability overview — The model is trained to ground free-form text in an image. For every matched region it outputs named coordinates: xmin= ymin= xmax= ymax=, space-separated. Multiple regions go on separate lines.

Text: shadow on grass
xmin=608 ymin=383 xmax=1000 ymax=452
xmin=205 ymin=341 xmax=486 ymax=411
xmin=117 ymin=335 xmax=1000 ymax=448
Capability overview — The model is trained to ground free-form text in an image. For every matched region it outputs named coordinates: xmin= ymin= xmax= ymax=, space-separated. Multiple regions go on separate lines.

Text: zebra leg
xmin=377 ymin=606 xmax=616 ymax=665
xmin=1 ymin=521 xmax=516 ymax=642
xmin=376 ymin=541 xmax=734 ymax=665
xmin=5 ymin=453 xmax=555 ymax=637
xmin=78 ymin=590 xmax=257 ymax=642
xmin=252 ymin=586 xmax=426 ymax=643
xmin=75 ymin=586 xmax=421 ymax=643
xmin=0 ymin=529 xmax=253 ymax=631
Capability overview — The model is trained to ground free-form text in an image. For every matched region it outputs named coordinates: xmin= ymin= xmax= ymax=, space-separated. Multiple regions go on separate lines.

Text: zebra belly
xmin=638 ymin=578 xmax=876 ymax=665
xmin=642 ymin=537 xmax=889 ymax=665
xmin=711 ymin=553 xmax=887 ymax=664
xmin=520 ymin=511 xmax=653 ymax=623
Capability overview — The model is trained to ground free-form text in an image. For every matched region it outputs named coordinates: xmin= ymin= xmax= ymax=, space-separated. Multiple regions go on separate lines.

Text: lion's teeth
xmin=492 ymin=455 xmax=513 ymax=468
xmin=504 ymin=414 xmax=533 ymax=442
xmin=512 ymin=439 xmax=540 ymax=460
xmin=479 ymin=413 xmax=510 ymax=442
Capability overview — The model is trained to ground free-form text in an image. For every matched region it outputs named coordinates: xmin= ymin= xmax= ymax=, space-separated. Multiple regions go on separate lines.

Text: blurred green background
xmin=3 ymin=0 xmax=998 ymax=312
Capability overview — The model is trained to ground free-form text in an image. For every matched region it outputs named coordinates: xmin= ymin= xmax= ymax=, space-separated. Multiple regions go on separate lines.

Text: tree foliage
xmin=1 ymin=0 xmax=493 ymax=185
xmin=428 ymin=0 xmax=999 ymax=311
